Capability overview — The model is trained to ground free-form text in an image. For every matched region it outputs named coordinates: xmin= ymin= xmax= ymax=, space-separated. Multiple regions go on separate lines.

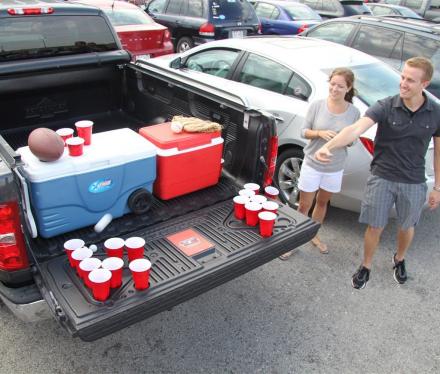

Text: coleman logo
xmin=89 ymin=179 xmax=113 ymax=193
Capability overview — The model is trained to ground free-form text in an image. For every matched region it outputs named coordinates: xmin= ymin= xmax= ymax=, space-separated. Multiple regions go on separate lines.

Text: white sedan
xmin=141 ymin=36 xmax=436 ymax=212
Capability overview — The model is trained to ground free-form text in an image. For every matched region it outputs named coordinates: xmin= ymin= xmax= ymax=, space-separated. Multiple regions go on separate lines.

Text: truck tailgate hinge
xmin=48 ymin=291 xmax=66 ymax=322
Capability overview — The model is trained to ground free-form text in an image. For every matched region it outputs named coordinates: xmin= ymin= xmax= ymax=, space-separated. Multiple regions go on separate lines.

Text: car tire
xmin=176 ymin=37 xmax=194 ymax=53
xmin=275 ymin=147 xmax=304 ymax=208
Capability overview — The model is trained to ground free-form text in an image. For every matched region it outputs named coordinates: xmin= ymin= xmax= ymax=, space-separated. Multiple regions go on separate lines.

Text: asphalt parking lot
xmin=1 ymin=206 xmax=440 ymax=374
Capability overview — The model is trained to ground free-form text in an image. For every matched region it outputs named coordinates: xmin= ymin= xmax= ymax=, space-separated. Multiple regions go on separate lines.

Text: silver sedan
xmin=143 ymin=36 xmax=436 ymax=212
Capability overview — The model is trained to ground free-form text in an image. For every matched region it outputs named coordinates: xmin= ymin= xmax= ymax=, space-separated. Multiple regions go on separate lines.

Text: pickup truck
xmin=0 ymin=0 xmax=319 ymax=341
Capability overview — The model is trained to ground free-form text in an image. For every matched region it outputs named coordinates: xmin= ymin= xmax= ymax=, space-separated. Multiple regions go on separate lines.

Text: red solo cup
xmin=262 ymin=201 xmax=279 ymax=214
xmin=125 ymin=237 xmax=145 ymax=262
xmin=250 ymin=194 xmax=267 ymax=204
xmin=244 ymin=183 xmax=260 ymax=194
xmin=129 ymin=258 xmax=152 ymax=290
xmin=239 ymin=189 xmax=255 ymax=198
xmin=245 ymin=201 xmax=262 ymax=227
xmin=233 ymin=195 xmax=249 ymax=220
xmin=64 ymin=239 xmax=85 ymax=267
xmin=75 ymin=120 xmax=93 ymax=145
xmin=66 ymin=136 xmax=84 ymax=156
xmin=79 ymin=257 xmax=102 ymax=288
xmin=102 ymin=257 xmax=124 ymax=288
xmin=71 ymin=247 xmax=93 ymax=273
xmin=104 ymin=237 xmax=125 ymax=258
xmin=258 ymin=211 xmax=277 ymax=237
xmin=88 ymin=268 xmax=112 ymax=301
xmin=56 ymin=128 xmax=74 ymax=146
xmin=265 ymin=186 xmax=280 ymax=199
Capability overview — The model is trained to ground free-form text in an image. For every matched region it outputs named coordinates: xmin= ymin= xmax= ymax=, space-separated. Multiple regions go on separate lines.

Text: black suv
xmin=295 ymin=0 xmax=372 ymax=19
xmin=302 ymin=15 xmax=440 ymax=98
xmin=145 ymin=0 xmax=260 ymax=52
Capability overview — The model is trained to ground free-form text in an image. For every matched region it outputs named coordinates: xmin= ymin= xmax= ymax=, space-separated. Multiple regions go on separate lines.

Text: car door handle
xmin=272 ymin=114 xmax=284 ymax=123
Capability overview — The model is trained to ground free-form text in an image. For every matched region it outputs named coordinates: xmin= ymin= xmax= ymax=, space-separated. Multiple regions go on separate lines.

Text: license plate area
xmin=230 ymin=29 xmax=246 ymax=38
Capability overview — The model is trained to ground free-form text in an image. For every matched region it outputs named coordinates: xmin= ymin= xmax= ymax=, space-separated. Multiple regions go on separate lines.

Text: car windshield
xmin=348 ymin=63 xmax=400 ymax=106
xmin=104 ymin=8 xmax=154 ymax=26
xmin=211 ymin=0 xmax=257 ymax=22
xmin=283 ymin=4 xmax=321 ymax=20
xmin=343 ymin=4 xmax=372 ymax=15
xmin=0 ymin=15 xmax=118 ymax=62
xmin=398 ymin=7 xmax=422 ymax=18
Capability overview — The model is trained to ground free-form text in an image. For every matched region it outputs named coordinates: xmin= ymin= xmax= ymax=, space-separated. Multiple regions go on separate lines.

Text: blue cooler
xmin=18 ymin=128 xmax=156 ymax=238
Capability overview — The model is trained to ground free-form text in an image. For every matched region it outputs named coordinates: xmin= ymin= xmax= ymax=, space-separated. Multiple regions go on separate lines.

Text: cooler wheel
xmin=128 ymin=188 xmax=153 ymax=214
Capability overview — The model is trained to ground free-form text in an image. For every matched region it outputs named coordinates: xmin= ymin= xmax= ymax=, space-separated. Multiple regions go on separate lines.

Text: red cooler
xmin=139 ymin=122 xmax=223 ymax=200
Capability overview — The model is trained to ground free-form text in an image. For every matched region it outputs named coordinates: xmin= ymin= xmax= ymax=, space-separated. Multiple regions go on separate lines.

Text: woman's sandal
xmin=311 ymin=238 xmax=329 ymax=254
xmin=279 ymin=250 xmax=294 ymax=261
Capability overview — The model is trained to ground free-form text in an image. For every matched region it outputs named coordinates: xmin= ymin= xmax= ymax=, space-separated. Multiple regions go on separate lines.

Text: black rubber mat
xmin=31 ymin=177 xmax=239 ymax=260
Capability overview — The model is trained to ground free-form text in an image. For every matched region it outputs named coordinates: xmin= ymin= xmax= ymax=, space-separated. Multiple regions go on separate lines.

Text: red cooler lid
xmin=139 ymin=122 xmax=220 ymax=151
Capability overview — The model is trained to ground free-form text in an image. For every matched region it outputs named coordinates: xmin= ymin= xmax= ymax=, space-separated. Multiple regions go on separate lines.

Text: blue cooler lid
xmin=17 ymin=128 xmax=156 ymax=182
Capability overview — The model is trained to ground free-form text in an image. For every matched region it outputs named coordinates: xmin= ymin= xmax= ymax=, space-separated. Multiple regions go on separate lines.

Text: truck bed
xmin=37 ymin=194 xmax=317 ymax=341
xmin=0 ymin=59 xmax=320 ymax=340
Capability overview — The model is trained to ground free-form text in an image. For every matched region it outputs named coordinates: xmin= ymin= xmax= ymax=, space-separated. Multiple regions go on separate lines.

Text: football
xmin=28 ymin=128 xmax=65 ymax=162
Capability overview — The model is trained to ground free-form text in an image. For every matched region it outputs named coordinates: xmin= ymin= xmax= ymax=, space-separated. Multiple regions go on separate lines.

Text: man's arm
xmin=428 ymin=136 xmax=440 ymax=210
xmin=315 ymin=116 xmax=375 ymax=162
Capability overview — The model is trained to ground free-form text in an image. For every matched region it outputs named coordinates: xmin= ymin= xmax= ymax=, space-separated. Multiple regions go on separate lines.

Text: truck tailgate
xmin=34 ymin=185 xmax=319 ymax=341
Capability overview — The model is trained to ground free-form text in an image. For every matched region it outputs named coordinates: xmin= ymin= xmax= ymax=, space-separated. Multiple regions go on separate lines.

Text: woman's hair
xmin=329 ymin=67 xmax=356 ymax=103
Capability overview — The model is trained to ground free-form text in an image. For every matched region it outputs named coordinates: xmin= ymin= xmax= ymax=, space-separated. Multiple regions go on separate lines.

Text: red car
xmin=81 ymin=0 xmax=173 ymax=60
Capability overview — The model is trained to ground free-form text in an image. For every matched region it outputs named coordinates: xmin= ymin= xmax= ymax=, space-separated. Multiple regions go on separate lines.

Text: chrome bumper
xmin=0 ymin=293 xmax=51 ymax=322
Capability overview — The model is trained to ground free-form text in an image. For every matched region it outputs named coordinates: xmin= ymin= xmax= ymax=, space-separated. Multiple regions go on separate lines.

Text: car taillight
xmin=0 ymin=201 xmax=29 ymax=271
xmin=258 ymin=22 xmax=262 ymax=34
xmin=199 ymin=23 xmax=215 ymax=37
xmin=7 ymin=7 xmax=54 ymax=15
xmin=263 ymin=136 xmax=278 ymax=187
xmin=360 ymin=137 xmax=375 ymax=155
xmin=297 ymin=24 xmax=308 ymax=34
xmin=164 ymin=29 xmax=171 ymax=42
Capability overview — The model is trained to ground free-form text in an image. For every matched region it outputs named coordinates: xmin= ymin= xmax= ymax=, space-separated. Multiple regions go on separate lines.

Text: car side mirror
xmin=170 ymin=57 xmax=183 ymax=69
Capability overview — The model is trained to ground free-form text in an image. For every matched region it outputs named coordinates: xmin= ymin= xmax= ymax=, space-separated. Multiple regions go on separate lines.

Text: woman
xmin=280 ymin=68 xmax=360 ymax=259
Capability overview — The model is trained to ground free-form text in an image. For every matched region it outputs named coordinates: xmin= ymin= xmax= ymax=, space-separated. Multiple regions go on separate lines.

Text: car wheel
xmin=176 ymin=37 xmax=194 ymax=53
xmin=275 ymin=147 xmax=304 ymax=208
xmin=128 ymin=188 xmax=153 ymax=214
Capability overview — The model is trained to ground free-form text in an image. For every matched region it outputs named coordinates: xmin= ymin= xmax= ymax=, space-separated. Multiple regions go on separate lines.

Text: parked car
xmin=301 ymin=15 xmax=440 ymax=98
xmin=252 ymin=0 xmax=321 ymax=35
xmin=145 ymin=0 xmax=260 ymax=53
xmin=367 ymin=2 xmax=422 ymax=17
xmin=295 ymin=0 xmax=372 ymax=19
xmin=78 ymin=0 xmax=174 ymax=59
xmin=379 ymin=0 xmax=440 ymax=20
xmin=145 ymin=36 xmax=436 ymax=212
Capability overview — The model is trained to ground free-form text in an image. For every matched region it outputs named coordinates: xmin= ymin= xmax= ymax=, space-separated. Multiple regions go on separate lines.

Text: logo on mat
xmin=89 ymin=179 xmax=113 ymax=194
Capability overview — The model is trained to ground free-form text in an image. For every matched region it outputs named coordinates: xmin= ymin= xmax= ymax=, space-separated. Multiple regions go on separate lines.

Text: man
xmin=315 ymin=57 xmax=440 ymax=289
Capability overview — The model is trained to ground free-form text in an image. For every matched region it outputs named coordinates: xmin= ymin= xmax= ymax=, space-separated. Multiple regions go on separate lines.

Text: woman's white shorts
xmin=298 ymin=162 xmax=344 ymax=193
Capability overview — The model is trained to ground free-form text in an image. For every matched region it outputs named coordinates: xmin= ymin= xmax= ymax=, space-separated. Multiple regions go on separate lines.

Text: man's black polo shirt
xmin=365 ymin=94 xmax=440 ymax=184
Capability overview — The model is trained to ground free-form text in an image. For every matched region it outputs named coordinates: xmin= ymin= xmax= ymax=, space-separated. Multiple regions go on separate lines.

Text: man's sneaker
xmin=392 ymin=254 xmax=407 ymax=284
xmin=351 ymin=265 xmax=370 ymax=289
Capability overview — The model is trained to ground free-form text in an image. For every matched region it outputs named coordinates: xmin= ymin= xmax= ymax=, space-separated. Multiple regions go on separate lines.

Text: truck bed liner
xmin=30 ymin=177 xmax=239 ymax=260
xmin=2 ymin=110 xmax=145 ymax=150
xmin=37 ymin=196 xmax=319 ymax=341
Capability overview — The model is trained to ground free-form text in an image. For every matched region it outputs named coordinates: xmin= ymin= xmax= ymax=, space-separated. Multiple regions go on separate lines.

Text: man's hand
xmin=315 ymin=146 xmax=333 ymax=163
xmin=428 ymin=190 xmax=440 ymax=210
